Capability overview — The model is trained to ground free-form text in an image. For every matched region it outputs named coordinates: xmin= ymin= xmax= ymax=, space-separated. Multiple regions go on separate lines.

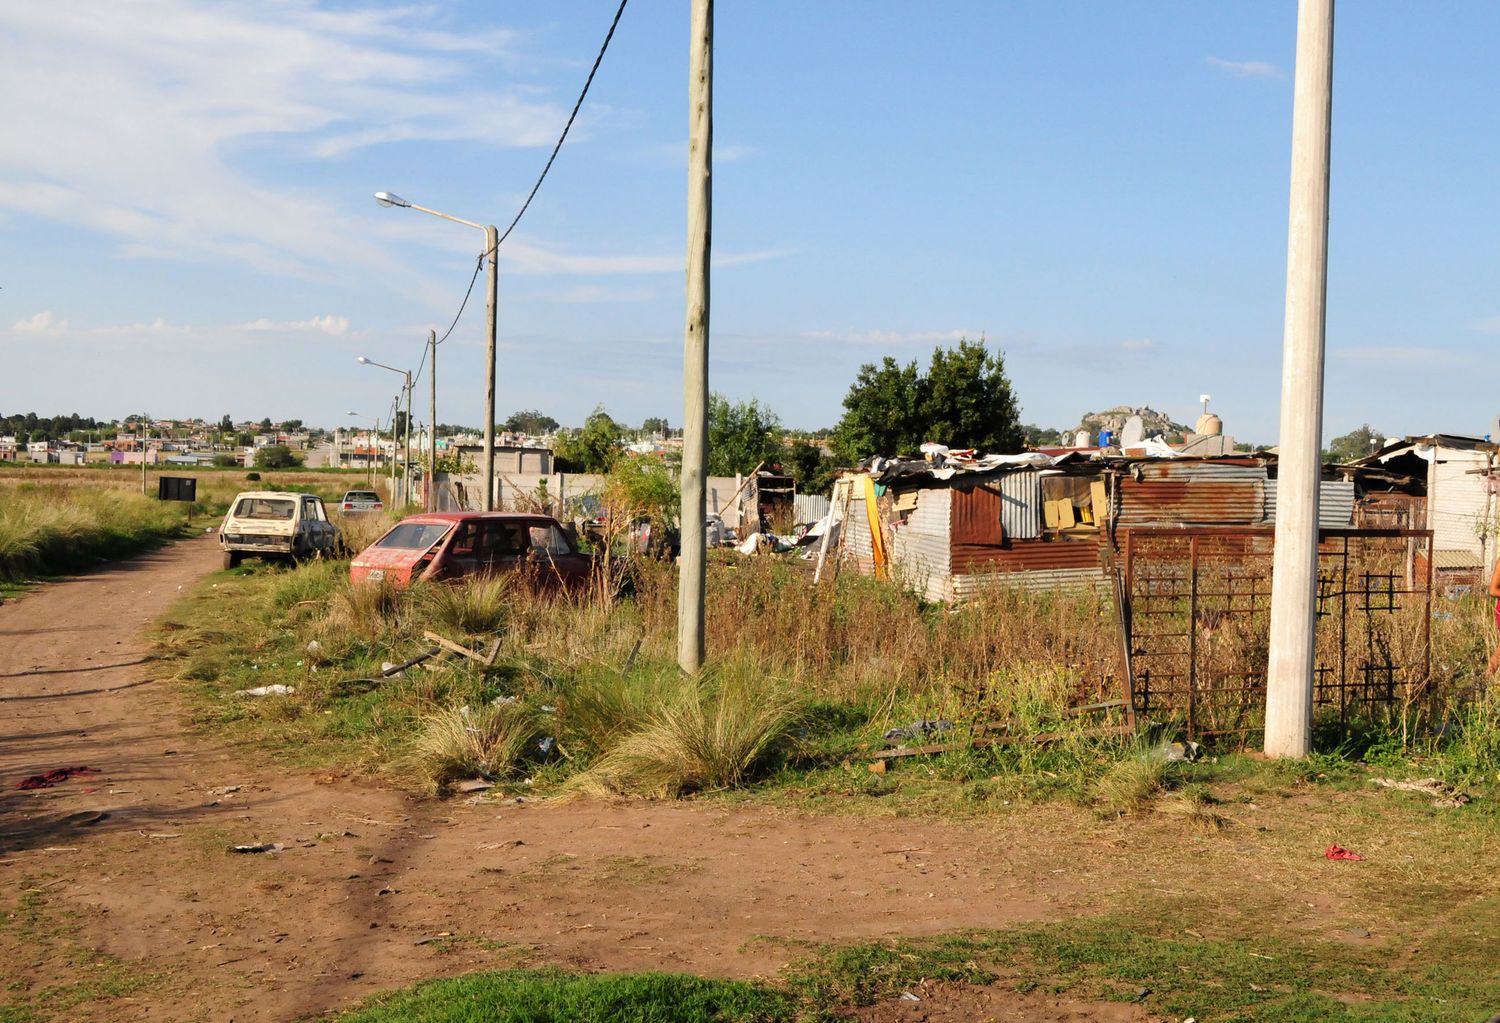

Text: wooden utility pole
xmin=483 ymin=224 xmax=499 ymax=511
xmin=428 ymin=329 xmax=438 ymax=511
xmin=678 ymin=0 xmax=712 ymax=675
xmin=1265 ymin=0 xmax=1335 ymax=759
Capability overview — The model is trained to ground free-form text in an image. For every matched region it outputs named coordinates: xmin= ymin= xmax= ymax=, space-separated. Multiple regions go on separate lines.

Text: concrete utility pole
xmin=428 ymin=329 xmax=438 ymax=511
xmin=678 ymin=0 xmax=712 ymax=675
xmin=483 ymin=225 xmax=499 ymax=511
xmin=1265 ymin=0 xmax=1335 ymax=759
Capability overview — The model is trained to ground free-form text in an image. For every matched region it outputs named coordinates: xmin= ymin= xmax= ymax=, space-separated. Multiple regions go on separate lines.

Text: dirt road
xmin=0 ymin=538 xmax=1233 ymax=1021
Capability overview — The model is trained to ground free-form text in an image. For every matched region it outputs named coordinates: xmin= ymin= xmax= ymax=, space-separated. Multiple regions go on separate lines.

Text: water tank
xmin=1195 ymin=413 xmax=1222 ymax=436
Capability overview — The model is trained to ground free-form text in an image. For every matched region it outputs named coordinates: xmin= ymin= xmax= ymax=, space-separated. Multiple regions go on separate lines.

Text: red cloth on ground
xmin=16 ymin=766 xmax=99 ymax=791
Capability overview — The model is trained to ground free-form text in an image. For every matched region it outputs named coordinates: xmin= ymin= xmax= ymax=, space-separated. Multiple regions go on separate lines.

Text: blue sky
xmin=1 ymin=1 xmax=1496 ymax=445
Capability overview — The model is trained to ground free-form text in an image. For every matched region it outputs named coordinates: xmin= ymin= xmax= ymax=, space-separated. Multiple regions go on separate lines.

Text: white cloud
xmin=1206 ymin=56 xmax=1280 ymax=79
xmin=238 ymin=315 xmax=351 ymax=336
xmin=800 ymin=328 xmax=977 ymax=347
xmin=1336 ymin=345 xmax=1459 ymax=365
xmin=0 ymin=4 xmax=566 ymax=298
xmin=12 ymin=311 xmax=68 ymax=335
xmin=1120 ymin=337 xmax=1157 ymax=352
xmin=1473 ymin=315 xmax=1500 ymax=335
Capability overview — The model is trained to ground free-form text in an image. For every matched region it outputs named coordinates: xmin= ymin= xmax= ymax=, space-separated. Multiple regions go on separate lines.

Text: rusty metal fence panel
xmin=1120 ymin=526 xmax=1433 ymax=741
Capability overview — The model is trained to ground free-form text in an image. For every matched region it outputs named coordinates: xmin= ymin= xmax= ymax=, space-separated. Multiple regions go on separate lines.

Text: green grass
xmin=328 ymin=969 xmax=795 ymax=1023
xmin=780 ymin=908 xmax=1500 ymax=1021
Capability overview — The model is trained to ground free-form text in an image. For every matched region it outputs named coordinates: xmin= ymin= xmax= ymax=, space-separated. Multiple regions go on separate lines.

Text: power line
xmin=495 ymin=0 xmax=629 ymax=249
xmin=426 ymin=0 xmax=629 ymax=354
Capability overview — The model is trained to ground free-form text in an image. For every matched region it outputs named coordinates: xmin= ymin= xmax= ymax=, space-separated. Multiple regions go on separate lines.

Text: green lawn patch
xmin=329 ymin=969 xmax=795 ymax=1023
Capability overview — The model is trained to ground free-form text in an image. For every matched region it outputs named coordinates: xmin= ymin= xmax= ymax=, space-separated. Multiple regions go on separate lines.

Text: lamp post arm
xmin=407 ymin=203 xmax=487 ymax=235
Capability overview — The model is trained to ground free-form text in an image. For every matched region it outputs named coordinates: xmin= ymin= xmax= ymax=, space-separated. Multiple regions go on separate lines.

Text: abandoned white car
xmin=219 ymin=491 xmax=343 ymax=568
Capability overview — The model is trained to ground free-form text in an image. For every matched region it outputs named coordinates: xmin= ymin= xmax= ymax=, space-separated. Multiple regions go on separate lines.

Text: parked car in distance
xmin=350 ymin=512 xmax=595 ymax=589
xmin=220 ymin=491 xmax=343 ymax=569
xmin=339 ymin=489 xmax=385 ymax=513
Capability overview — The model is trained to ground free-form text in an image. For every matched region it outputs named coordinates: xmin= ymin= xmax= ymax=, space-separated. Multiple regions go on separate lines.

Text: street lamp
xmin=375 ymin=191 xmax=498 ymax=511
xmin=358 ymin=356 xmax=413 ymax=506
xmin=346 ymin=410 xmax=380 ymax=486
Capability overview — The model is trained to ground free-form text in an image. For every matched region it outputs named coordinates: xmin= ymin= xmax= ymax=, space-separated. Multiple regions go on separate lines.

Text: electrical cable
xmin=404 ymin=0 xmax=629 ymax=418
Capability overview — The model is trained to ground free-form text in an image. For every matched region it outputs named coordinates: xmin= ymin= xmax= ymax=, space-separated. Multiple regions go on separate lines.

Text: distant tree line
xmin=1 ymin=412 xmax=105 ymax=443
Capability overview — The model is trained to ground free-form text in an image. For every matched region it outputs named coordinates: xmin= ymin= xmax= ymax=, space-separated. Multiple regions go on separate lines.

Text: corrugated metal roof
xmin=1263 ymin=479 xmax=1355 ymax=529
xmin=1433 ymin=550 xmax=1482 ymax=570
xmin=1132 ymin=460 xmax=1264 ymax=482
xmin=1116 ymin=479 xmax=1265 ymax=526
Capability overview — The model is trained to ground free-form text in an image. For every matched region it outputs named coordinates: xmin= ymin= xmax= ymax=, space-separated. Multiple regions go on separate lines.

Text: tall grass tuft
xmin=417 ymin=574 xmax=513 ymax=635
xmin=575 ymin=668 xmax=803 ymax=798
xmin=1093 ymin=744 xmax=1171 ymax=817
xmin=413 ymin=703 xmax=545 ymax=788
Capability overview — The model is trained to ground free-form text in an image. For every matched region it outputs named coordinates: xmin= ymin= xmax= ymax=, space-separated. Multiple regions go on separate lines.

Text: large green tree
xmin=1324 ymin=424 xmax=1383 ymax=465
xmin=707 ymin=394 xmax=782 ymax=477
xmin=504 ymin=409 xmax=560 ymax=435
xmin=552 ymin=406 xmax=624 ymax=473
xmin=832 ymin=338 xmax=1022 ymax=462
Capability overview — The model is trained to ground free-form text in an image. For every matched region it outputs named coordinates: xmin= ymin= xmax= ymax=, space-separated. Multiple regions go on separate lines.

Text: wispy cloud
xmin=800 ymin=328 xmax=977 ymax=347
xmin=0 ymin=4 xmax=565 ymax=298
xmin=1336 ymin=345 xmax=1459 ymax=365
xmin=1206 ymin=56 xmax=1280 ymax=79
xmin=1472 ymin=315 xmax=1500 ymax=335
xmin=238 ymin=315 xmax=351 ymax=335
xmin=1120 ymin=337 xmax=1157 ymax=352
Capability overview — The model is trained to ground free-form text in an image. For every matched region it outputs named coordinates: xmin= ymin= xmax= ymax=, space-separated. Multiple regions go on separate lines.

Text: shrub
xmin=417 ymin=575 xmax=513 ymax=635
xmin=1093 ymin=744 xmax=1171 ymax=817
xmin=414 ymin=703 xmax=546 ymax=787
xmin=575 ymin=669 xmax=802 ymax=797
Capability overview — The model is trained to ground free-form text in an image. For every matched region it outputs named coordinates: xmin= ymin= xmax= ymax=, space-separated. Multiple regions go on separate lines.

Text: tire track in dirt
xmin=0 ymin=537 xmax=1132 ymax=1022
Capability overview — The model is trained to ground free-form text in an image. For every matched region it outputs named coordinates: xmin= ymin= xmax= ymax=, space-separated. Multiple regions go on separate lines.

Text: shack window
xmin=1041 ymin=476 xmax=1108 ymax=531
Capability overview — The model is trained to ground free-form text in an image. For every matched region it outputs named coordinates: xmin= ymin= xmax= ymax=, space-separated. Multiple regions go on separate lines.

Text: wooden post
xmin=1265 ymin=0 xmax=1335 ymax=759
xmin=678 ymin=0 xmax=712 ymax=675
xmin=482 ymin=224 xmax=499 ymax=511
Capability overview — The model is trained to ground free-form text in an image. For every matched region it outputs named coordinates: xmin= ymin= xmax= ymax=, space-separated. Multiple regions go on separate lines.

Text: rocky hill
xmin=1074 ymin=406 xmax=1189 ymax=440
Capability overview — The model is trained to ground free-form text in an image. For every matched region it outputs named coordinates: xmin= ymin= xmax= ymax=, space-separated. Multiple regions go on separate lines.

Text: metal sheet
xmin=950 ymin=482 xmax=1005 ymax=545
xmin=998 ymin=471 xmax=1042 ymax=540
xmin=843 ymin=496 xmax=875 ymax=574
xmin=952 ymin=536 xmax=1103 ymax=573
xmin=793 ymin=494 xmax=830 ymax=525
xmin=1263 ymin=479 xmax=1355 ymax=529
xmin=953 ymin=565 xmax=1104 ymax=596
xmin=1132 ymin=460 xmax=1265 ymax=481
xmin=890 ymin=489 xmax=952 ymax=601
xmin=1429 ymin=448 xmax=1491 ymax=558
xmin=1116 ymin=479 xmax=1265 ymax=526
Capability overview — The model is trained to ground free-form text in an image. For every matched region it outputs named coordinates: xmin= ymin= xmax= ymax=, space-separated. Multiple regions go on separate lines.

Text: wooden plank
xmin=422 ymin=631 xmax=488 ymax=663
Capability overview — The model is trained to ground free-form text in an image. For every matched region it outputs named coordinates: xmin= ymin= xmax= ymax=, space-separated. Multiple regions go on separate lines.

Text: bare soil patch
xmin=1 ymin=536 xmax=1496 ymax=1022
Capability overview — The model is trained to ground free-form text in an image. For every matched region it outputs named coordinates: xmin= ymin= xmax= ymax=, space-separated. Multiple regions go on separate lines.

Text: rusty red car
xmin=349 ymin=512 xmax=595 ymax=589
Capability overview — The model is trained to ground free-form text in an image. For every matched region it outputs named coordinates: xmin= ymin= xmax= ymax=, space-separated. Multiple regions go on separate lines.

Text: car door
xmin=299 ymin=496 xmax=326 ymax=552
xmin=528 ymin=520 xmax=591 ymax=588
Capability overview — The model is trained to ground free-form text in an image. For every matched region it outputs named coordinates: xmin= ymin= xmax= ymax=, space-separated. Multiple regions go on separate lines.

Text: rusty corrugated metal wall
xmin=1117 ymin=461 xmax=1266 ymax=526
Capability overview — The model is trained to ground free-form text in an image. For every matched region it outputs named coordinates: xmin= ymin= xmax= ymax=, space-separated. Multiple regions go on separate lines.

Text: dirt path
xmin=5 ymin=537 xmax=1342 ymax=1022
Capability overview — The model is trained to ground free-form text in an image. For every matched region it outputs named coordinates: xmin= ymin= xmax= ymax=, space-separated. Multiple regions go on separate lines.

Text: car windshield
xmin=233 ymin=498 xmax=295 ymax=520
xmin=344 ymin=492 xmax=379 ymax=501
xmin=374 ymin=522 xmax=452 ymax=550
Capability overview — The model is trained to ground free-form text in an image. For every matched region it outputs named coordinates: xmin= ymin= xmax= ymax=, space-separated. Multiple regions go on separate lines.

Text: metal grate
xmin=1119 ymin=527 xmax=1433 ymax=741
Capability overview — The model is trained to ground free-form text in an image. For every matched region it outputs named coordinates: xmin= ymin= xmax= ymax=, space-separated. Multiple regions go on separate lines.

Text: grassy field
xmin=0 ymin=464 xmax=377 ymax=584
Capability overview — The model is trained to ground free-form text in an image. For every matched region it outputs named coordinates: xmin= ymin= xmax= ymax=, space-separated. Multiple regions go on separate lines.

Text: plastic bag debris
xmin=235 ymin=684 xmax=295 ymax=697
xmin=230 ymin=842 xmax=285 ymax=854
xmin=883 ymin=719 xmax=954 ymax=741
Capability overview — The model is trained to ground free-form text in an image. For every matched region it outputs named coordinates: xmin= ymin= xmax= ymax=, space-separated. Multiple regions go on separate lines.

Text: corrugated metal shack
xmin=836 ymin=454 xmax=1359 ymax=601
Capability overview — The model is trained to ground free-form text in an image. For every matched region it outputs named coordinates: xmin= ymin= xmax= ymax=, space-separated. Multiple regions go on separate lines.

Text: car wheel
xmin=222 ymin=550 xmax=242 ymax=570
